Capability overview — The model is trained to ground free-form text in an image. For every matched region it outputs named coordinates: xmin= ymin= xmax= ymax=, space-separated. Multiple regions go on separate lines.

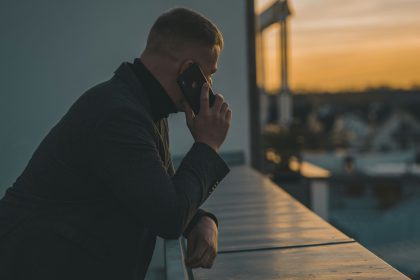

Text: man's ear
xmin=178 ymin=60 xmax=194 ymax=75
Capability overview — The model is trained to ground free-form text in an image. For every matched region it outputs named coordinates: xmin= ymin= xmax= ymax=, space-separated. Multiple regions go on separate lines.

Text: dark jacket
xmin=0 ymin=62 xmax=230 ymax=280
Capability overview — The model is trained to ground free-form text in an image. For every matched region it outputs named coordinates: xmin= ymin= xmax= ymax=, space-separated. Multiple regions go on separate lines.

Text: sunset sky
xmin=256 ymin=0 xmax=420 ymax=92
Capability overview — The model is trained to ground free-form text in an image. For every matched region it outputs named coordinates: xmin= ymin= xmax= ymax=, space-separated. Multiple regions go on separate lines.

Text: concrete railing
xmin=164 ymin=165 xmax=409 ymax=279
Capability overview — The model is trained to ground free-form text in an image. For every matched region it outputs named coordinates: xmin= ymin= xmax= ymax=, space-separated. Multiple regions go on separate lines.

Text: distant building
xmin=330 ymin=113 xmax=370 ymax=150
xmin=369 ymin=110 xmax=420 ymax=152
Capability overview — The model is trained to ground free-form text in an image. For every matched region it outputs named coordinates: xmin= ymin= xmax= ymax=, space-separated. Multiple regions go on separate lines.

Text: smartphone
xmin=177 ymin=63 xmax=216 ymax=115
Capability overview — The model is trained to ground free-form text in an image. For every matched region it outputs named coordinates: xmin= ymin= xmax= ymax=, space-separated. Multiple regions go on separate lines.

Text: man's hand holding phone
xmin=184 ymin=83 xmax=232 ymax=153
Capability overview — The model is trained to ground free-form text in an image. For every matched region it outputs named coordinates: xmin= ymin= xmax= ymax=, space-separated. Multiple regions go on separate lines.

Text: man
xmin=0 ymin=7 xmax=231 ymax=280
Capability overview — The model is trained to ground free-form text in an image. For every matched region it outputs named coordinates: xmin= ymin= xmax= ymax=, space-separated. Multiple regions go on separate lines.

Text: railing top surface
xmin=191 ymin=165 xmax=408 ymax=279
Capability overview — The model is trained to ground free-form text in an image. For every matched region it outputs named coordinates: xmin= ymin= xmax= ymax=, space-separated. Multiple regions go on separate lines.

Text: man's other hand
xmin=184 ymin=216 xmax=218 ymax=269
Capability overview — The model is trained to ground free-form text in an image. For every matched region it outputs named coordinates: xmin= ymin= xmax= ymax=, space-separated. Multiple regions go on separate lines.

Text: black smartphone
xmin=176 ymin=63 xmax=216 ymax=115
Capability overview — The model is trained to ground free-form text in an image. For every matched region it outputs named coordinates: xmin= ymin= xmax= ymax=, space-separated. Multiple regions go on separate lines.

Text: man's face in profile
xmin=196 ymin=45 xmax=220 ymax=87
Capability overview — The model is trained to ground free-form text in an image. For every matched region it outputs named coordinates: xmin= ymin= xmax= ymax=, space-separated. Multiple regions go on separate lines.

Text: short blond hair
xmin=145 ymin=8 xmax=223 ymax=55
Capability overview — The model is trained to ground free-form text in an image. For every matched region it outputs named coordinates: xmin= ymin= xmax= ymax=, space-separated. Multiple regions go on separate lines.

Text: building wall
xmin=0 ymin=0 xmax=249 ymax=194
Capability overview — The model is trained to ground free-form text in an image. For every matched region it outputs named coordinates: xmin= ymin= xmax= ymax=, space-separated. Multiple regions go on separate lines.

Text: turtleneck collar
xmin=129 ymin=58 xmax=178 ymax=121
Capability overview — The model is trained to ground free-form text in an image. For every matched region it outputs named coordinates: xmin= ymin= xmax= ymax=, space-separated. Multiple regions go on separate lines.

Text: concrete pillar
xmin=310 ymin=180 xmax=329 ymax=220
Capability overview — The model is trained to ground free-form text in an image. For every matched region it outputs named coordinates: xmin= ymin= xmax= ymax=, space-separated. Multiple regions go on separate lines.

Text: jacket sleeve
xmin=93 ymin=108 xmax=229 ymax=239
xmin=166 ymin=148 xmax=219 ymax=239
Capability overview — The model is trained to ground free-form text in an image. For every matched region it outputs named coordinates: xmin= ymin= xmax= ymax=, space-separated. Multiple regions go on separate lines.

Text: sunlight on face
xmin=189 ymin=45 xmax=220 ymax=89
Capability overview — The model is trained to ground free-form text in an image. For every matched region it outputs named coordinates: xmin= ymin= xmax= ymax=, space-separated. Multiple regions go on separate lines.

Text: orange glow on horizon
xmin=256 ymin=0 xmax=420 ymax=92
xmin=259 ymin=23 xmax=282 ymax=94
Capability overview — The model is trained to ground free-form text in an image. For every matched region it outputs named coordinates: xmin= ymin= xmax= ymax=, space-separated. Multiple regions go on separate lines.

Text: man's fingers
xmin=188 ymin=247 xmax=217 ymax=269
xmin=185 ymin=245 xmax=207 ymax=267
xmin=226 ymin=108 xmax=232 ymax=122
xmin=184 ymin=102 xmax=195 ymax=126
xmin=186 ymin=240 xmax=193 ymax=257
xmin=211 ymin=94 xmax=224 ymax=113
xmin=220 ymin=102 xmax=229 ymax=114
xmin=185 ymin=246 xmax=211 ymax=268
xmin=199 ymin=249 xmax=217 ymax=269
xmin=199 ymin=83 xmax=210 ymax=115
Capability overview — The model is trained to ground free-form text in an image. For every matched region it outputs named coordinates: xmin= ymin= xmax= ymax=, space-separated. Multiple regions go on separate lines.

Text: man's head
xmin=140 ymin=7 xmax=224 ymax=112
